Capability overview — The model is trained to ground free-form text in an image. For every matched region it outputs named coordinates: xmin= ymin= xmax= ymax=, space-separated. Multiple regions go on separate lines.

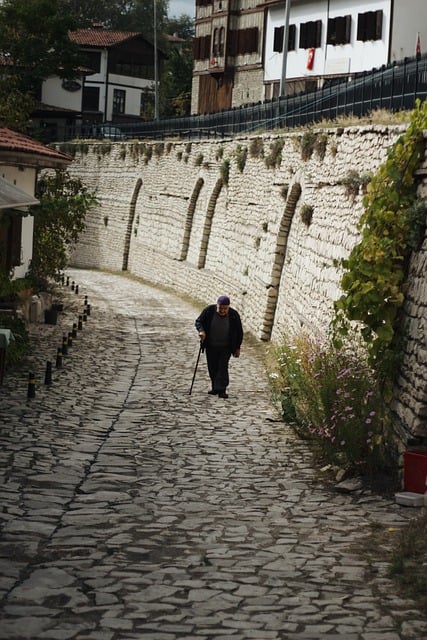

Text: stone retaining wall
xmin=65 ymin=126 xmax=427 ymax=439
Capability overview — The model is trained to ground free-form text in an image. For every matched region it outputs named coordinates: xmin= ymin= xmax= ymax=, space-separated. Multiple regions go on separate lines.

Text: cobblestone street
xmin=0 ymin=268 xmax=426 ymax=640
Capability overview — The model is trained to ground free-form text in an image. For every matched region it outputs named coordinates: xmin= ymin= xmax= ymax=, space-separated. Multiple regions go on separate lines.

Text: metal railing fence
xmin=55 ymin=54 xmax=427 ymax=143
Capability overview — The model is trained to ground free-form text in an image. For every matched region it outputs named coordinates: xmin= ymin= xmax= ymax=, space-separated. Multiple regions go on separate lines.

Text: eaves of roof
xmin=0 ymin=128 xmax=72 ymax=169
xmin=69 ymin=28 xmax=144 ymax=48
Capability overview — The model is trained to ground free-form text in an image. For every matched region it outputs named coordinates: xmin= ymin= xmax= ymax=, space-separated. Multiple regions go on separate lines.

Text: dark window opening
xmin=113 ymin=89 xmax=126 ymax=114
xmin=82 ymin=50 xmax=101 ymax=73
xmin=327 ymin=15 xmax=351 ymax=45
xmin=357 ymin=10 xmax=383 ymax=41
xmin=82 ymin=86 xmax=100 ymax=111
xmin=193 ymin=35 xmax=211 ymax=60
xmin=273 ymin=24 xmax=296 ymax=52
xmin=228 ymin=27 xmax=258 ymax=56
xmin=213 ymin=27 xmax=225 ymax=56
xmin=113 ymin=61 xmax=153 ymax=79
xmin=299 ymin=20 xmax=322 ymax=49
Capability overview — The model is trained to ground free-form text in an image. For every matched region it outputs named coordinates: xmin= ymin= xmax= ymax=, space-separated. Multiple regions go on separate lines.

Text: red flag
xmin=416 ymin=32 xmax=421 ymax=56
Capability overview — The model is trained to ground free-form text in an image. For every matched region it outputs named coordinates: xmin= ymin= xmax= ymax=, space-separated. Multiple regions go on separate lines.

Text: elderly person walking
xmin=195 ymin=295 xmax=243 ymax=398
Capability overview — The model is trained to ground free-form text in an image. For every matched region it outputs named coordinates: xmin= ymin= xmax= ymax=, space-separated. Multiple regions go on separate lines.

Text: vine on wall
xmin=333 ymin=100 xmax=427 ymax=390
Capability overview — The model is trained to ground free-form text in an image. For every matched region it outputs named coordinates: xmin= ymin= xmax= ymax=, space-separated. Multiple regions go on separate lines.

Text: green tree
xmin=160 ymin=45 xmax=193 ymax=116
xmin=29 ymin=171 xmax=98 ymax=287
xmin=0 ymin=0 xmax=81 ymax=93
xmin=167 ymin=14 xmax=195 ymax=39
xmin=0 ymin=0 xmax=81 ymax=128
xmin=67 ymin=0 xmax=169 ymax=42
xmin=0 ymin=77 xmax=36 ymax=131
xmin=160 ymin=15 xmax=194 ymax=117
xmin=66 ymin=0 xmax=121 ymax=28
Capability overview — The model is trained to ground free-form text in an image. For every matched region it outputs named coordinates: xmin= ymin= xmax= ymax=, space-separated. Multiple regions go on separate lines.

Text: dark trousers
xmin=205 ymin=346 xmax=231 ymax=392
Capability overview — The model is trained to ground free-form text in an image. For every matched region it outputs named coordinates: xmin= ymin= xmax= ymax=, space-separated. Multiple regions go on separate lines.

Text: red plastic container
xmin=404 ymin=450 xmax=427 ymax=493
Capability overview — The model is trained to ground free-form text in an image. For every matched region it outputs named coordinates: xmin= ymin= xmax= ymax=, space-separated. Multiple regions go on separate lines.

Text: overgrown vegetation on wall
xmin=270 ymin=101 xmax=427 ymax=478
xmin=333 ymin=100 xmax=427 ymax=389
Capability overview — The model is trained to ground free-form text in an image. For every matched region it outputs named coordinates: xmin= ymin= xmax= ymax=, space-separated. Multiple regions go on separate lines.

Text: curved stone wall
xmin=65 ymin=126 xmax=427 ymax=438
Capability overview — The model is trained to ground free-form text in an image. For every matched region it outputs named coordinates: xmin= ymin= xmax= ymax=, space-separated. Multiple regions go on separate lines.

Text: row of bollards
xmin=27 ymin=278 xmax=92 ymax=399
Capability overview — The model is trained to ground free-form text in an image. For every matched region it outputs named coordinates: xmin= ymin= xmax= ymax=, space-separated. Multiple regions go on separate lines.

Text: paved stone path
xmin=0 ymin=268 xmax=426 ymax=640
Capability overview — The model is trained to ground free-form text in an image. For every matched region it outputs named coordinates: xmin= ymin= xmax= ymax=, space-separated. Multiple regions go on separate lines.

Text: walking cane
xmin=189 ymin=341 xmax=204 ymax=395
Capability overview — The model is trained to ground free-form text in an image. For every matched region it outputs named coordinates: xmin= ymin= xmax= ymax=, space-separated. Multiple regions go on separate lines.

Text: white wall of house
xmin=42 ymin=76 xmax=83 ymax=112
xmin=0 ymin=166 xmax=36 ymax=279
xmin=81 ymin=50 xmax=152 ymax=121
xmin=82 ymin=49 xmax=109 ymax=117
xmin=264 ymin=0 xmax=395 ymax=86
xmin=106 ymin=74 xmax=154 ymax=121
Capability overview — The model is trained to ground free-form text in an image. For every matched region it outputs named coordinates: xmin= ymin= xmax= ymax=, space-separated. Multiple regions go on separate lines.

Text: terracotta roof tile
xmin=0 ymin=128 xmax=72 ymax=164
xmin=70 ymin=28 xmax=142 ymax=48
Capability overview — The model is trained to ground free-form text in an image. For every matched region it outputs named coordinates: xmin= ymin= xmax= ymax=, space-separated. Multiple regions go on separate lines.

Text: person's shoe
xmin=218 ymin=391 xmax=228 ymax=398
xmin=208 ymin=389 xmax=218 ymax=395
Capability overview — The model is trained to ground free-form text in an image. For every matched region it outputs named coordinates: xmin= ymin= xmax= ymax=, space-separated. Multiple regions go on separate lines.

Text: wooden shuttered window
xmin=238 ymin=27 xmax=258 ymax=54
xmin=299 ymin=20 xmax=322 ymax=49
xmin=327 ymin=15 xmax=351 ymax=45
xmin=273 ymin=24 xmax=296 ymax=53
xmin=357 ymin=10 xmax=383 ymax=41
xmin=228 ymin=27 xmax=259 ymax=56
xmin=193 ymin=35 xmax=212 ymax=60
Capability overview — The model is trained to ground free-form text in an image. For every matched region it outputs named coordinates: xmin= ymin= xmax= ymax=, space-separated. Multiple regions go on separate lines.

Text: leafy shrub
xmin=314 ymin=133 xmax=328 ymax=159
xmin=154 ymin=142 xmax=165 ymax=158
xmin=300 ymin=130 xmax=317 ymax=160
xmin=221 ymin=158 xmax=230 ymax=185
xmin=235 ymin=145 xmax=248 ymax=172
xmin=300 ymin=204 xmax=313 ymax=226
xmin=269 ymin=331 xmax=394 ymax=474
xmin=265 ymin=140 xmax=284 ymax=169
xmin=249 ymin=137 xmax=264 ymax=158
xmin=215 ymin=145 xmax=224 ymax=161
xmin=29 ymin=170 xmax=97 ymax=288
xmin=0 ymin=315 xmax=30 ymax=366
xmin=341 ymin=170 xmax=371 ymax=199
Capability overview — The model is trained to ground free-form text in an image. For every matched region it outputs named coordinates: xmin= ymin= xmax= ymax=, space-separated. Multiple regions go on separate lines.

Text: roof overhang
xmin=0 ymin=150 xmax=70 ymax=170
xmin=0 ymin=176 xmax=39 ymax=210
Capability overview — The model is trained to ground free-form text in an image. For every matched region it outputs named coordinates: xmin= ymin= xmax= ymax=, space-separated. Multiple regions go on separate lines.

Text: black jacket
xmin=195 ymin=304 xmax=243 ymax=353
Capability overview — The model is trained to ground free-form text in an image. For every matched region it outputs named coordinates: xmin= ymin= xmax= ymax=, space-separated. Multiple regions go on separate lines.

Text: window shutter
xmin=274 ymin=26 xmax=284 ymax=52
xmin=299 ymin=22 xmax=307 ymax=48
xmin=227 ymin=30 xmax=236 ymax=55
xmin=315 ymin=20 xmax=322 ymax=47
xmin=192 ymin=38 xmax=200 ymax=59
xmin=201 ymin=35 xmax=211 ymax=59
xmin=345 ymin=15 xmax=351 ymax=43
xmin=288 ymin=24 xmax=296 ymax=50
xmin=327 ymin=17 xmax=334 ymax=45
xmin=249 ymin=27 xmax=258 ymax=53
xmin=375 ymin=10 xmax=383 ymax=40
xmin=356 ymin=13 xmax=365 ymax=41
